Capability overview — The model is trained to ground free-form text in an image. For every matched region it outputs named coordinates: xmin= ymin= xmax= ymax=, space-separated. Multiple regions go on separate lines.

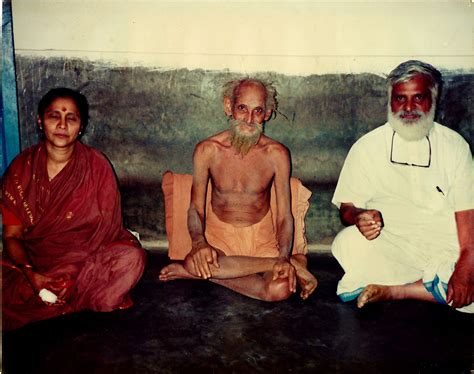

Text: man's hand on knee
xmin=272 ymin=258 xmax=296 ymax=293
xmin=355 ymin=210 xmax=383 ymax=240
xmin=189 ymin=246 xmax=219 ymax=279
xmin=447 ymin=250 xmax=474 ymax=308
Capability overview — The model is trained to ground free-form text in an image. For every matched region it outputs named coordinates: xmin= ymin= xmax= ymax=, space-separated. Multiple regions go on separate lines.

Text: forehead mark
xmin=61 ymin=107 xmax=67 ymax=112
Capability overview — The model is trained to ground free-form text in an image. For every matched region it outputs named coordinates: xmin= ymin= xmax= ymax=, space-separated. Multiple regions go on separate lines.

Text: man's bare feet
xmin=159 ymin=263 xmax=199 ymax=282
xmin=357 ymin=284 xmax=393 ymax=308
xmin=290 ymin=255 xmax=318 ymax=300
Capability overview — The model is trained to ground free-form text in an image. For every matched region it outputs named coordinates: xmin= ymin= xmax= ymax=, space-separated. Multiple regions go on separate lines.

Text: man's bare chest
xmin=209 ymin=153 xmax=274 ymax=194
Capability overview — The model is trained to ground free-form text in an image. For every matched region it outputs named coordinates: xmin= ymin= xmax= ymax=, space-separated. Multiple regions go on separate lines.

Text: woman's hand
xmin=24 ymin=269 xmax=71 ymax=305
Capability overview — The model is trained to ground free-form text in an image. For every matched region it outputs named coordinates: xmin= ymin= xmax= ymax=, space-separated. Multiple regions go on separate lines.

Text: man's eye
xmin=255 ymin=108 xmax=263 ymax=114
xmin=414 ymin=94 xmax=424 ymax=102
xmin=238 ymin=105 xmax=247 ymax=111
xmin=396 ymin=96 xmax=406 ymax=102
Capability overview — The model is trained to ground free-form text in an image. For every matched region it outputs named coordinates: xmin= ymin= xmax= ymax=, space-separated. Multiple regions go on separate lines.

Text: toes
xmin=159 ymin=272 xmax=172 ymax=281
xmin=357 ymin=292 xmax=369 ymax=308
xmin=300 ymin=281 xmax=317 ymax=300
xmin=357 ymin=293 xmax=366 ymax=308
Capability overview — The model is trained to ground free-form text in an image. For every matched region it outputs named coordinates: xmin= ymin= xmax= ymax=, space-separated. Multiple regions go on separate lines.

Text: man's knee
xmin=331 ymin=226 xmax=365 ymax=260
xmin=263 ymin=278 xmax=292 ymax=302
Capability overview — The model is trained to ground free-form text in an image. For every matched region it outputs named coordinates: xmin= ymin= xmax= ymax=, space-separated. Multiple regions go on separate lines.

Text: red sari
xmin=2 ymin=142 xmax=146 ymax=330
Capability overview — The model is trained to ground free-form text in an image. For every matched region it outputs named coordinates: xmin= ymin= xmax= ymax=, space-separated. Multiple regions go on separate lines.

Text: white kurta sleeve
xmin=332 ymin=141 xmax=375 ymax=209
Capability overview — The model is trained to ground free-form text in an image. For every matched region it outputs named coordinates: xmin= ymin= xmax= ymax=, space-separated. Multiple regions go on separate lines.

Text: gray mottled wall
xmin=15 ymin=57 xmax=473 ymax=243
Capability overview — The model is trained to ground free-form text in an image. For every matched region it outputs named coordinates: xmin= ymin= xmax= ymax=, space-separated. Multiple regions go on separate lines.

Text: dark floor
xmin=3 ymin=251 xmax=473 ymax=374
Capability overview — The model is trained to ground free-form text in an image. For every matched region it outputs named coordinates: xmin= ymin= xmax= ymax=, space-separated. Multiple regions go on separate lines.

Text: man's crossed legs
xmin=160 ymin=250 xmax=317 ymax=301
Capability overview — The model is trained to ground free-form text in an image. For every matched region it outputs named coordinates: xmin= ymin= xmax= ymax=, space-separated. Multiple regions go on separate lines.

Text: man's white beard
xmin=388 ymin=104 xmax=435 ymax=141
xmin=229 ymin=118 xmax=263 ymax=156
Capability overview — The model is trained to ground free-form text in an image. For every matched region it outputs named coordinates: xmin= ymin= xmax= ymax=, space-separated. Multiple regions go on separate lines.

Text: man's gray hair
xmin=223 ymin=78 xmax=278 ymax=113
xmin=387 ymin=60 xmax=442 ymax=102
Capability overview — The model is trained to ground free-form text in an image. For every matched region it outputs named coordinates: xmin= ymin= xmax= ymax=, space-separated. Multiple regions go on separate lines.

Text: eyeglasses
xmin=390 ymin=131 xmax=431 ymax=168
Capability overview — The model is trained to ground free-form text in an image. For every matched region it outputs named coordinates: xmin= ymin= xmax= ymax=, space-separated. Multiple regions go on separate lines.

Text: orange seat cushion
xmin=161 ymin=171 xmax=312 ymax=260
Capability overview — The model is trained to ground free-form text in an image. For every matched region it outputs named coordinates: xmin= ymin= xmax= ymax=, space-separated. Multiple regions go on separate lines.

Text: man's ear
xmin=223 ymin=96 xmax=233 ymax=116
xmin=264 ymin=108 xmax=273 ymax=121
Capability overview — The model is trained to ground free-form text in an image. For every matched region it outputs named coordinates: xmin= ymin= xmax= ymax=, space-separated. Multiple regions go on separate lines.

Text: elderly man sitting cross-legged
xmin=331 ymin=60 xmax=473 ymax=312
xmin=159 ymin=78 xmax=317 ymax=301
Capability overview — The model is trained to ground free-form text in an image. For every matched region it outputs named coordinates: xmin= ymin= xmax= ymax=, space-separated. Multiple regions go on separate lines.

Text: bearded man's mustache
xmin=229 ymin=118 xmax=263 ymax=156
xmin=388 ymin=104 xmax=435 ymax=141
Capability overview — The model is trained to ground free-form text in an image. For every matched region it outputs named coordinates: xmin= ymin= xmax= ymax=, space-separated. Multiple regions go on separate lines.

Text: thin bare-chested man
xmin=159 ymin=78 xmax=317 ymax=301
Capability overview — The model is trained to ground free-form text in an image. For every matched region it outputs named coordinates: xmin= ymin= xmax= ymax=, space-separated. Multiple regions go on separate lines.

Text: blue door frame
xmin=1 ymin=0 xmax=21 ymax=175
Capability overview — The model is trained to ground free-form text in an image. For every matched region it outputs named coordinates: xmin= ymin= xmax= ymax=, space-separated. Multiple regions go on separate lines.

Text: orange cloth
xmin=161 ymin=171 xmax=312 ymax=260
xmin=205 ymin=201 xmax=279 ymax=257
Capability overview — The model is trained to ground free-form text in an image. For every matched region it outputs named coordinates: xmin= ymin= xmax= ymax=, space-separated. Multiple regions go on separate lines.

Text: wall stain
xmin=14 ymin=56 xmax=473 ymax=242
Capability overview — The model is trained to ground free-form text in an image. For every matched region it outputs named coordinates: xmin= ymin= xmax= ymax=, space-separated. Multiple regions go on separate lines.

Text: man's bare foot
xmin=357 ymin=284 xmax=393 ymax=308
xmin=159 ymin=263 xmax=199 ymax=282
xmin=290 ymin=255 xmax=318 ymax=300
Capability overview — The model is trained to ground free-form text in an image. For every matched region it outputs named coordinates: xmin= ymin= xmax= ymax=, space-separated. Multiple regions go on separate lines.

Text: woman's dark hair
xmin=37 ymin=87 xmax=89 ymax=130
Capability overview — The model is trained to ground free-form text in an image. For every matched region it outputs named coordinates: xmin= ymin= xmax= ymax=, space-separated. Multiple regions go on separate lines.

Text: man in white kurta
xmin=331 ymin=60 xmax=473 ymax=312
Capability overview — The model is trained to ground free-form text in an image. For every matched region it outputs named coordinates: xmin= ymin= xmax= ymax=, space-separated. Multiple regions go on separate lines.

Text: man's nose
xmin=246 ymin=112 xmax=253 ymax=124
xmin=404 ymin=99 xmax=413 ymax=112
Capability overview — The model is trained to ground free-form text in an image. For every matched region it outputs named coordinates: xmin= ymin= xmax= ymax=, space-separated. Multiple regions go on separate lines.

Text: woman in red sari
xmin=2 ymin=88 xmax=146 ymax=330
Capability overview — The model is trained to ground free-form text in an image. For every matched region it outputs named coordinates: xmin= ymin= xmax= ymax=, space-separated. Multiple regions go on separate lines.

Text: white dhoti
xmin=332 ymin=226 xmax=474 ymax=313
